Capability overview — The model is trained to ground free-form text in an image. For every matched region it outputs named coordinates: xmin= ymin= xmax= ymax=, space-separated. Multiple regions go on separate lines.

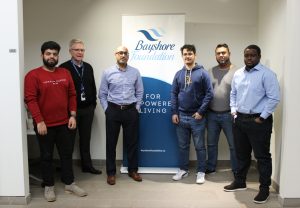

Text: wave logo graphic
xmin=137 ymin=28 xmax=165 ymax=41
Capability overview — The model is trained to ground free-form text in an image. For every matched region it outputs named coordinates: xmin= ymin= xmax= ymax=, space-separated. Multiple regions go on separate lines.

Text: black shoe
xmin=224 ymin=181 xmax=247 ymax=192
xmin=82 ymin=167 xmax=102 ymax=175
xmin=253 ymin=189 xmax=269 ymax=204
xmin=205 ymin=169 xmax=216 ymax=175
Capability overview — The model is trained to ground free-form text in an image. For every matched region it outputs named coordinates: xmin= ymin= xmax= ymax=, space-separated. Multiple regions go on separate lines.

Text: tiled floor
xmin=1 ymin=164 xmax=282 ymax=208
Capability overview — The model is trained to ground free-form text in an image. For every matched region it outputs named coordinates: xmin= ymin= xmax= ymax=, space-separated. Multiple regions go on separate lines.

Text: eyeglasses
xmin=71 ymin=49 xmax=85 ymax=52
xmin=116 ymin=51 xmax=129 ymax=56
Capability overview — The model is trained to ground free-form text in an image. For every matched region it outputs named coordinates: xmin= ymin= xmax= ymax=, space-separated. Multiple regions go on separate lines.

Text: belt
xmin=108 ymin=102 xmax=136 ymax=110
xmin=237 ymin=112 xmax=260 ymax=118
xmin=209 ymin=109 xmax=231 ymax=114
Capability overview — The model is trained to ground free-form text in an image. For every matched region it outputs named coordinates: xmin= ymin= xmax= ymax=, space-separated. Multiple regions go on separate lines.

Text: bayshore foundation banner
xmin=122 ymin=14 xmax=185 ymax=172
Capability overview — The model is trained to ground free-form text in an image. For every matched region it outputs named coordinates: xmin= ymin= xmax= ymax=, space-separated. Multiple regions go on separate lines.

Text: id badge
xmin=81 ymin=92 xmax=86 ymax=101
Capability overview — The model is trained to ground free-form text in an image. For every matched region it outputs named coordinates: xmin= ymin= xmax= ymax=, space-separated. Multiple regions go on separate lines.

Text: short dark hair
xmin=216 ymin=43 xmax=230 ymax=52
xmin=244 ymin=44 xmax=261 ymax=56
xmin=180 ymin=44 xmax=196 ymax=54
xmin=41 ymin=41 xmax=61 ymax=54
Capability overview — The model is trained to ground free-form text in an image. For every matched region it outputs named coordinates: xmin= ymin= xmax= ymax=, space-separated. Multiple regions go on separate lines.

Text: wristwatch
xmin=259 ymin=117 xmax=265 ymax=122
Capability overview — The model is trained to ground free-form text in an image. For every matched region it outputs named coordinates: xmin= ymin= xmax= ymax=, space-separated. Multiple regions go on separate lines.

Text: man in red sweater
xmin=24 ymin=41 xmax=87 ymax=202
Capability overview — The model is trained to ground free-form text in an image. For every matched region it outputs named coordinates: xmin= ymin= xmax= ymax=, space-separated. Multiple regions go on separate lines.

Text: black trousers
xmin=70 ymin=105 xmax=95 ymax=169
xmin=233 ymin=113 xmax=273 ymax=190
xmin=35 ymin=124 xmax=74 ymax=186
xmin=105 ymin=104 xmax=139 ymax=176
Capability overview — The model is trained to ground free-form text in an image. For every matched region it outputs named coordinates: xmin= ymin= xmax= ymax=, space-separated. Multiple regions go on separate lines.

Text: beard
xmin=43 ymin=58 xmax=58 ymax=69
xmin=117 ymin=59 xmax=128 ymax=67
xmin=217 ymin=58 xmax=230 ymax=67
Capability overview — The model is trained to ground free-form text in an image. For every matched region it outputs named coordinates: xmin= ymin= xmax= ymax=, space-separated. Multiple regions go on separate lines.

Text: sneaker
xmin=253 ymin=189 xmax=270 ymax=204
xmin=44 ymin=186 xmax=56 ymax=202
xmin=65 ymin=182 xmax=88 ymax=197
xmin=196 ymin=172 xmax=205 ymax=184
xmin=224 ymin=181 xmax=247 ymax=192
xmin=205 ymin=169 xmax=216 ymax=175
xmin=172 ymin=169 xmax=188 ymax=181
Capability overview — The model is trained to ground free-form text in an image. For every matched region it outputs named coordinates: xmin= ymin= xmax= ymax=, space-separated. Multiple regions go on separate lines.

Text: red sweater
xmin=24 ymin=67 xmax=77 ymax=127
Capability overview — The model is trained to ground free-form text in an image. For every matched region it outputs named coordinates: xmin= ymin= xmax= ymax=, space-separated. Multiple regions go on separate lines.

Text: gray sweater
xmin=208 ymin=65 xmax=237 ymax=111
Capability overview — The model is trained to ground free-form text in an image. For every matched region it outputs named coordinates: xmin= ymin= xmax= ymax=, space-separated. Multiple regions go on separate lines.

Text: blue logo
xmin=137 ymin=28 xmax=164 ymax=41
xmin=130 ymin=28 xmax=175 ymax=61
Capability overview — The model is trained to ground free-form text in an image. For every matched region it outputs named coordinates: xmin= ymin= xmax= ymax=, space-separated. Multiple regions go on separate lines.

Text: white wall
xmin=258 ymin=0 xmax=285 ymax=187
xmin=279 ymin=0 xmax=300 ymax=200
xmin=259 ymin=0 xmax=300 ymax=202
xmin=0 ymin=0 xmax=29 ymax=198
xmin=23 ymin=0 xmax=258 ymax=161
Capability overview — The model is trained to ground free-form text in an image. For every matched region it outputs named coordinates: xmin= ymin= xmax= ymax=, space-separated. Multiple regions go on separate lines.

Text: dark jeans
xmin=233 ymin=113 xmax=273 ymax=189
xmin=70 ymin=105 xmax=95 ymax=169
xmin=206 ymin=111 xmax=238 ymax=172
xmin=35 ymin=124 xmax=74 ymax=186
xmin=105 ymin=104 xmax=139 ymax=176
xmin=176 ymin=113 xmax=206 ymax=173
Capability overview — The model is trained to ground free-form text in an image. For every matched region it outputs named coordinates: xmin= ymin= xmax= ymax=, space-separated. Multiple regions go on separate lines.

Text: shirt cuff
xmin=260 ymin=112 xmax=270 ymax=119
xmin=231 ymin=107 xmax=237 ymax=114
xmin=135 ymin=104 xmax=140 ymax=111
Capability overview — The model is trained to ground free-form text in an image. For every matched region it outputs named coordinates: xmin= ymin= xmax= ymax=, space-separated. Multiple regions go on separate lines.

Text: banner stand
xmin=122 ymin=14 xmax=185 ymax=173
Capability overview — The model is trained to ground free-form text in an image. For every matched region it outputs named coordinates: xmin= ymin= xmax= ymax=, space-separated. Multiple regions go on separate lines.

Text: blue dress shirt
xmin=98 ymin=64 xmax=144 ymax=111
xmin=230 ymin=63 xmax=280 ymax=119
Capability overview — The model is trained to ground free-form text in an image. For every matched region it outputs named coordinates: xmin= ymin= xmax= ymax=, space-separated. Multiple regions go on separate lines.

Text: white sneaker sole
xmin=45 ymin=197 xmax=56 ymax=202
xmin=224 ymin=187 xmax=247 ymax=192
xmin=253 ymin=196 xmax=269 ymax=204
xmin=196 ymin=180 xmax=205 ymax=184
xmin=172 ymin=173 xmax=189 ymax=181
xmin=65 ymin=190 xmax=88 ymax=197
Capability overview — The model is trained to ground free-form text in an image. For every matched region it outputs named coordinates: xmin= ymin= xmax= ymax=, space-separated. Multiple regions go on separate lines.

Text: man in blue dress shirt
xmin=99 ymin=46 xmax=144 ymax=185
xmin=224 ymin=45 xmax=280 ymax=204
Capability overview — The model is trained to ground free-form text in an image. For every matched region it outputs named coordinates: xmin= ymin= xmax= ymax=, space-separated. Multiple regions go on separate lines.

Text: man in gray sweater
xmin=206 ymin=43 xmax=238 ymax=175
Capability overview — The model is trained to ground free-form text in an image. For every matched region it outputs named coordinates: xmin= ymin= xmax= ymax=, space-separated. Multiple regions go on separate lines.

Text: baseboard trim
xmin=279 ymin=196 xmax=300 ymax=207
xmin=0 ymin=194 xmax=31 ymax=205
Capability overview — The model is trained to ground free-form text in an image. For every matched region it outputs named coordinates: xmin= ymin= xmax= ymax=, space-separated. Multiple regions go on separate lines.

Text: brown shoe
xmin=107 ymin=175 xmax=116 ymax=185
xmin=128 ymin=171 xmax=142 ymax=182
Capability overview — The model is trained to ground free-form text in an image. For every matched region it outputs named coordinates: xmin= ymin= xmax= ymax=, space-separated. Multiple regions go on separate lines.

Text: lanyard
xmin=72 ymin=62 xmax=84 ymax=79
xmin=71 ymin=61 xmax=85 ymax=92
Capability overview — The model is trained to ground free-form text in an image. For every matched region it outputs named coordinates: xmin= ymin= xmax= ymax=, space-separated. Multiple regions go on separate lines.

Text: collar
xmin=244 ymin=63 xmax=262 ymax=72
xmin=71 ymin=59 xmax=83 ymax=67
xmin=116 ymin=64 xmax=127 ymax=72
